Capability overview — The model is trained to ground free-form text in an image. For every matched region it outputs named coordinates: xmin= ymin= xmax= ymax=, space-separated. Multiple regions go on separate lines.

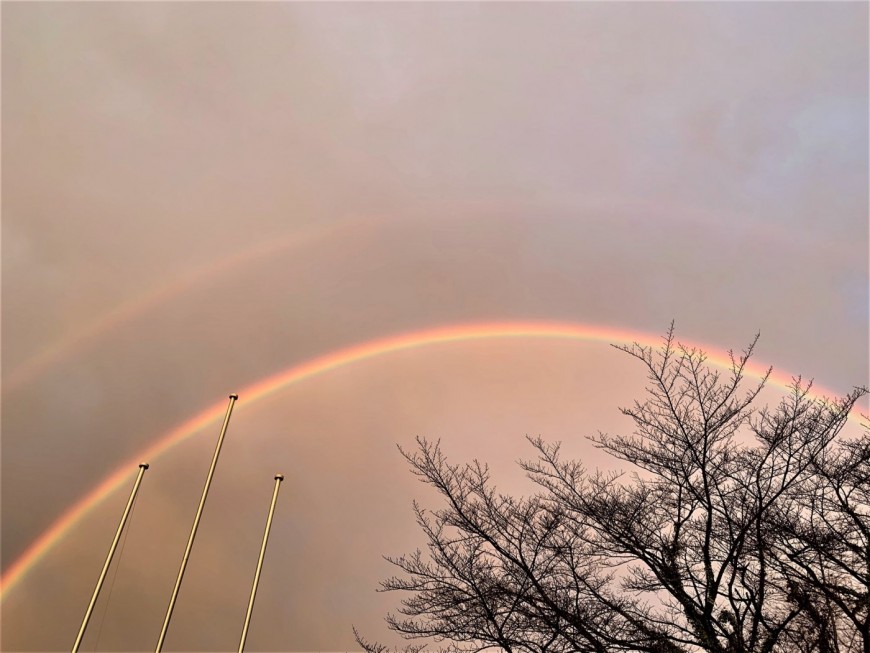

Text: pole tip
xmin=229 ymin=393 xmax=239 ymax=400
xmin=275 ymin=474 xmax=284 ymax=481
xmin=139 ymin=462 xmax=150 ymax=469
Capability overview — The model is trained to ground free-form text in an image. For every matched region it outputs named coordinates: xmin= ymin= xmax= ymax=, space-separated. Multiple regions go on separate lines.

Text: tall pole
xmin=155 ymin=393 xmax=238 ymax=652
xmin=72 ymin=462 xmax=149 ymax=652
xmin=238 ymin=474 xmax=284 ymax=653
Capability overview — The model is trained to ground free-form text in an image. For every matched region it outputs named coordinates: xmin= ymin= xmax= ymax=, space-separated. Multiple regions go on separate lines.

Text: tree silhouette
xmin=357 ymin=328 xmax=868 ymax=653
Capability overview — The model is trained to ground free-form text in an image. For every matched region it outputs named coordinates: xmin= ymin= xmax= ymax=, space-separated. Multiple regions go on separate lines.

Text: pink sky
xmin=2 ymin=3 xmax=867 ymax=651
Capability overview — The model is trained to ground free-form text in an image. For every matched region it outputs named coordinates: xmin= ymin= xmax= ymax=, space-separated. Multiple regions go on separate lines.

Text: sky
xmin=1 ymin=3 xmax=868 ymax=652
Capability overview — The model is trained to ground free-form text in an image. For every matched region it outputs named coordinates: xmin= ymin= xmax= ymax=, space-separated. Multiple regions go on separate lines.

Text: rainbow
xmin=2 ymin=217 xmax=374 ymax=393
xmin=0 ymin=320 xmax=857 ymax=600
xmin=0 ymin=204 xmax=763 ymax=395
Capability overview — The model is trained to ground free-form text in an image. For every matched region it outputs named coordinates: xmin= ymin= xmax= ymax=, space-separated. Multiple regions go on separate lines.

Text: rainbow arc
xmin=0 ymin=320 xmax=858 ymax=600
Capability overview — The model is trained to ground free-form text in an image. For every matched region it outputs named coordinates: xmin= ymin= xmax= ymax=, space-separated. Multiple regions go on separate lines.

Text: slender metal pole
xmin=238 ymin=474 xmax=284 ymax=653
xmin=72 ymin=462 xmax=149 ymax=652
xmin=155 ymin=394 xmax=238 ymax=652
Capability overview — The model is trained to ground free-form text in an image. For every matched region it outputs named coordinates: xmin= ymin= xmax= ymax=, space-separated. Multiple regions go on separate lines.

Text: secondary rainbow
xmin=0 ymin=320 xmax=856 ymax=600
xmin=2 ymin=218 xmax=374 ymax=393
xmin=1 ymin=205 xmax=761 ymax=395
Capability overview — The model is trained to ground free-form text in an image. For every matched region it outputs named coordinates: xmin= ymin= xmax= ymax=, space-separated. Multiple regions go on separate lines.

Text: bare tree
xmin=357 ymin=328 xmax=867 ymax=653
xmin=767 ymin=420 xmax=870 ymax=652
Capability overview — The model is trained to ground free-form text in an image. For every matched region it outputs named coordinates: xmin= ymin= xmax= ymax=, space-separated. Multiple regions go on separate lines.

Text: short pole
xmin=72 ymin=462 xmax=149 ymax=652
xmin=238 ymin=474 xmax=284 ymax=653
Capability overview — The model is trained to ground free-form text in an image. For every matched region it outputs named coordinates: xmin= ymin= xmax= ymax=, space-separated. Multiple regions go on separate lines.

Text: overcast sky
xmin=2 ymin=3 xmax=867 ymax=651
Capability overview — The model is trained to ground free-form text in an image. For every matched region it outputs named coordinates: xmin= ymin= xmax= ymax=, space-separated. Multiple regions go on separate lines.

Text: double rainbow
xmin=0 ymin=320 xmax=856 ymax=600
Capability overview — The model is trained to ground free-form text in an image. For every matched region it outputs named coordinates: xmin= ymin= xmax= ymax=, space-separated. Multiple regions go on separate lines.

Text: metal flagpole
xmin=72 ymin=462 xmax=149 ymax=652
xmin=155 ymin=393 xmax=238 ymax=652
xmin=238 ymin=474 xmax=284 ymax=653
